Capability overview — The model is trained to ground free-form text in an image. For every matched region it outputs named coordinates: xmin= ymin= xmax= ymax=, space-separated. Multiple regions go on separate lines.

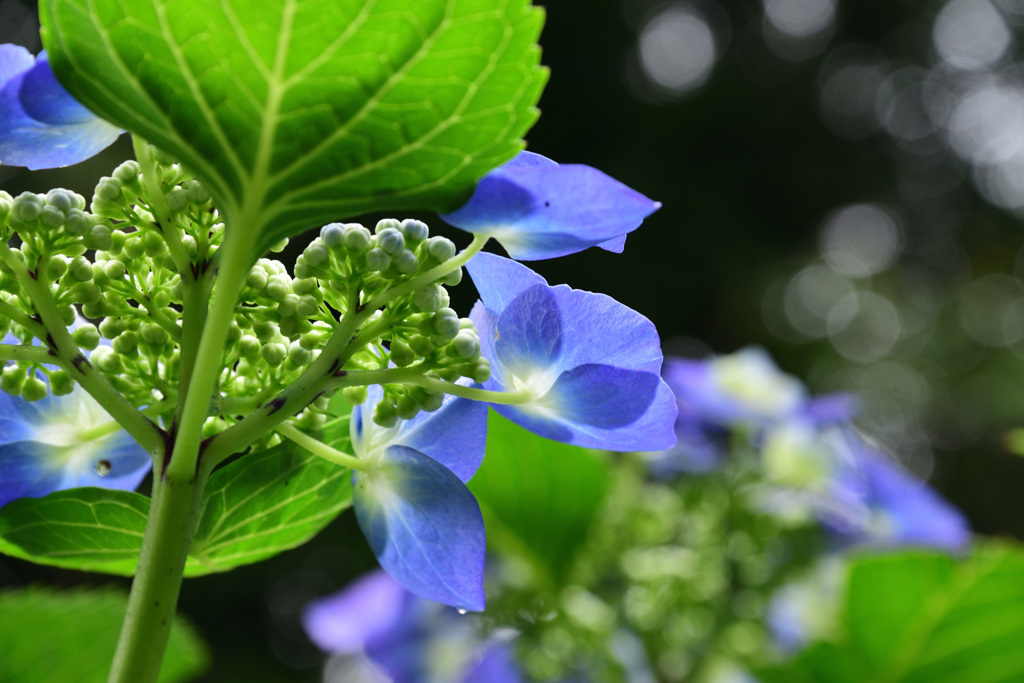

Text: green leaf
xmin=187 ymin=442 xmax=353 ymax=575
xmin=40 ymin=0 xmax=547 ymax=257
xmin=0 ymin=487 xmax=150 ymax=575
xmin=469 ymin=410 xmax=609 ymax=584
xmin=756 ymin=543 xmax=1024 ymax=683
xmin=0 ymin=444 xmax=353 ymax=576
xmin=0 ymin=585 xmax=208 ymax=682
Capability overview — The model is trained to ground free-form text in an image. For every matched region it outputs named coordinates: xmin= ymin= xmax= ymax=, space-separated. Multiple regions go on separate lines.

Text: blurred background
xmin=3 ymin=0 xmax=1024 ymax=680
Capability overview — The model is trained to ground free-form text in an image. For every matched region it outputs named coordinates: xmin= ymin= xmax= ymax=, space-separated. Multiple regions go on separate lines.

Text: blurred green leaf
xmin=0 ymin=444 xmax=352 ymax=576
xmin=756 ymin=543 xmax=1024 ymax=683
xmin=469 ymin=410 xmax=609 ymax=584
xmin=0 ymin=585 xmax=208 ymax=682
xmin=39 ymin=0 xmax=546 ymax=258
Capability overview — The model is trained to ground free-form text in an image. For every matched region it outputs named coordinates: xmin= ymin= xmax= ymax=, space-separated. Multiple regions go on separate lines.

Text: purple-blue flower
xmin=349 ymin=386 xmax=489 ymax=611
xmin=441 ymin=152 xmax=661 ymax=261
xmin=0 ymin=45 xmax=121 ymax=169
xmin=466 ymin=251 xmax=677 ymax=451
xmin=303 ymin=569 xmax=522 ymax=683
xmin=0 ymin=386 xmax=152 ymax=508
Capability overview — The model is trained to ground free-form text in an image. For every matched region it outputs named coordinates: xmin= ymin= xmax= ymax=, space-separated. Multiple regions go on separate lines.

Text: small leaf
xmin=0 ymin=487 xmax=150 ymax=575
xmin=756 ymin=543 xmax=1024 ymax=683
xmin=0 ymin=585 xmax=208 ymax=682
xmin=0 ymin=443 xmax=353 ymax=576
xmin=468 ymin=410 xmax=609 ymax=583
xmin=187 ymin=443 xmax=353 ymax=575
xmin=39 ymin=0 xmax=547 ymax=257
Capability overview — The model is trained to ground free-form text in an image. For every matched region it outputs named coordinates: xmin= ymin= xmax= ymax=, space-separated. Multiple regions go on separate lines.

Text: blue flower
xmin=303 ymin=569 xmax=523 ymax=683
xmin=466 ymin=251 xmax=677 ymax=451
xmin=0 ymin=386 xmax=152 ymax=508
xmin=0 ymin=45 xmax=121 ymax=169
xmin=349 ymin=385 xmax=489 ymax=610
xmin=441 ymin=152 xmax=661 ymax=261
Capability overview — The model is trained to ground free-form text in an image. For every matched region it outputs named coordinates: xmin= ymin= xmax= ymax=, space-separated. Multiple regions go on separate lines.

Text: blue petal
xmin=0 ymin=45 xmax=33 ymax=85
xmin=441 ymin=152 xmax=660 ymax=261
xmin=19 ymin=52 xmax=97 ymax=125
xmin=59 ymin=431 xmax=152 ymax=492
xmin=302 ymin=570 xmax=411 ymax=653
xmin=399 ymin=392 xmax=488 ymax=483
xmin=353 ymin=445 xmax=486 ymax=611
xmin=0 ymin=50 xmax=121 ymax=169
xmin=0 ymin=390 xmax=41 ymax=446
xmin=466 ymin=251 xmax=546 ymax=315
xmin=494 ymin=284 xmax=563 ymax=379
xmin=0 ymin=440 xmax=64 ymax=508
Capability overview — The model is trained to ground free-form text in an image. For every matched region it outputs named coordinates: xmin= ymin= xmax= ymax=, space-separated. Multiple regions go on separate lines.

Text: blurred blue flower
xmin=765 ymin=557 xmax=845 ymax=654
xmin=350 ymin=386 xmax=488 ymax=611
xmin=0 ymin=44 xmax=121 ymax=169
xmin=466 ymin=251 xmax=677 ymax=451
xmin=0 ymin=386 xmax=152 ymax=508
xmin=304 ymin=569 xmax=522 ymax=683
xmin=441 ymin=151 xmax=660 ymax=260
xmin=648 ymin=347 xmax=854 ymax=475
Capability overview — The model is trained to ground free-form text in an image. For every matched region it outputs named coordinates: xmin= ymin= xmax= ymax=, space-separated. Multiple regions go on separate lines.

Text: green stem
xmin=342 ymin=368 xmax=533 ymax=405
xmin=132 ymin=134 xmax=191 ymax=277
xmin=164 ymin=228 xmax=249 ymax=481
xmin=174 ymin=270 xmax=214 ymax=417
xmin=0 ymin=344 xmax=57 ymax=365
xmin=107 ymin=463 xmax=207 ymax=683
xmin=276 ymin=422 xmax=366 ymax=471
xmin=0 ymin=298 xmax=46 ymax=336
xmin=0 ymin=243 xmax=163 ymax=454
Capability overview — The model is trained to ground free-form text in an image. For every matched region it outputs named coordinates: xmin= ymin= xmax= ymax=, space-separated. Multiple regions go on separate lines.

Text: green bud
xmin=395 ymin=394 xmax=420 ymax=421
xmin=70 ymin=281 xmax=102 ymax=305
xmin=21 ymin=376 xmax=47 ymax=402
xmin=123 ymin=236 xmax=146 ymax=260
xmin=393 ymin=249 xmax=418 ymax=274
xmin=401 ymin=219 xmax=429 ymax=243
xmin=202 ymin=417 xmax=227 ymax=438
xmin=113 ymin=331 xmax=139 ymax=357
xmin=140 ymin=323 xmax=169 ymax=347
xmin=48 ymin=369 xmax=75 ymax=396
xmin=376 ymin=227 xmax=405 ymax=255
xmin=225 ymin=323 xmax=242 ymax=345
xmin=412 ymin=285 xmax=442 ymax=312
xmin=452 ymin=330 xmax=481 ymax=359
xmin=288 ymin=341 xmax=312 ymax=366
xmin=46 ymin=189 xmax=79 ymax=212
xmin=72 ymin=324 xmax=101 ymax=350
xmin=166 ymin=187 xmax=189 ymax=212
xmin=343 ymin=385 xmax=368 ymax=405
xmin=184 ymin=179 xmax=211 ymax=204
xmin=365 ymin=248 xmax=391 ymax=271
xmin=69 ymin=256 xmax=92 ymax=282
xmin=278 ymin=293 xmax=300 ymax=318
xmin=95 ymin=176 xmax=123 ymax=202
xmin=278 ymin=317 xmax=312 ymax=337
xmin=296 ymin=294 xmax=319 ymax=318
xmin=343 ymin=224 xmax=372 ymax=251
xmin=98 ymin=317 xmax=128 ymax=339
xmin=246 ymin=267 xmax=268 ymax=290
xmin=143 ymin=230 xmax=166 ymax=257
xmin=389 ymin=339 xmax=414 ymax=367
xmin=58 ymin=304 xmax=76 ymax=327
xmin=411 ymin=386 xmax=444 ymax=412
xmin=253 ymin=320 xmax=278 ymax=342
xmin=304 ymin=239 xmax=328 ymax=266
xmin=433 ymin=308 xmax=460 ymax=340
xmin=12 ymin=192 xmax=43 ymax=223
xmin=266 ymin=276 xmax=290 ymax=301
xmin=39 ymin=205 xmax=65 ymax=228
xmin=112 ymin=160 xmax=141 ymax=184
xmin=442 ymin=267 xmax=464 ymax=286
xmin=261 ymin=342 xmax=287 ymax=365
xmin=46 ymin=256 xmax=69 ymax=280
xmin=86 ymin=224 xmax=113 ymax=251
xmin=64 ymin=209 xmax=91 ymax=236
xmin=470 ymin=357 xmax=491 ymax=383
xmin=103 ymin=260 xmax=126 ymax=280
xmin=1 ymin=365 xmax=27 ymax=395
xmin=375 ymin=218 xmax=403 ymax=234
xmin=239 ymin=335 xmax=261 ymax=358
xmin=109 ymin=229 xmax=126 ymax=254
xmin=181 ymin=235 xmax=198 ymax=259
xmin=373 ymin=399 xmax=399 ymax=428
xmin=320 ymin=223 xmax=344 ymax=247
xmin=270 ymin=238 xmax=289 ymax=253
xmin=408 ymin=334 xmax=434 ymax=356
xmin=152 ymin=289 xmax=172 ymax=309
xmin=0 ymin=192 xmax=13 ymax=224
xmin=427 ymin=236 xmax=456 ymax=262
xmin=92 ymin=347 xmax=123 ymax=373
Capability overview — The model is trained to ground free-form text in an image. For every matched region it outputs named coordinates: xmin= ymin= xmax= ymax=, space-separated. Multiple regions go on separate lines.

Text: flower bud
xmin=64 ymin=209 xmax=91 ymax=236
xmin=94 ymin=176 xmax=123 ymax=202
xmin=261 ymin=342 xmax=287 ymax=365
xmin=365 ymin=248 xmax=391 ymax=271
xmin=72 ymin=323 xmax=101 ymax=350
xmin=427 ymin=236 xmax=456 ymax=262
xmin=39 ymin=205 xmax=65 ymax=228
xmin=48 ymin=369 xmax=75 ymax=396
xmin=433 ymin=308 xmax=461 ymax=340
xmin=113 ymin=331 xmax=139 ymax=357
xmin=373 ymin=399 xmax=399 ymax=428
xmin=112 ymin=160 xmax=141 ymax=184
xmin=393 ymin=249 xmax=418 ymax=274
xmin=389 ymin=339 xmax=414 ymax=367
xmin=343 ymin=385 xmax=368 ymax=405
xmin=141 ymin=323 xmax=169 ymax=347
xmin=376 ymin=227 xmax=405 ymax=255
xmin=412 ymin=284 xmax=443 ymax=312
xmin=401 ymin=219 xmax=429 ymax=243
xmin=452 ymin=330 xmax=480 ymax=359
xmin=12 ymin=192 xmax=43 ymax=223
xmin=21 ymin=376 xmax=47 ymax=402
xmin=395 ymin=394 xmax=420 ymax=421
xmin=239 ymin=335 xmax=261 ymax=358
xmin=343 ymin=224 xmax=372 ymax=251
xmin=320 ymin=222 xmax=345 ymax=247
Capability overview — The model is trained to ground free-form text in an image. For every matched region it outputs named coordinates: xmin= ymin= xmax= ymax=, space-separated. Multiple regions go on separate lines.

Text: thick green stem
xmin=107 ymin=462 xmax=208 ymax=683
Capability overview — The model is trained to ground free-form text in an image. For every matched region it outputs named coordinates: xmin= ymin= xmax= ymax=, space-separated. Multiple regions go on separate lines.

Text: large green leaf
xmin=469 ymin=411 xmax=609 ymax=584
xmin=39 ymin=0 xmax=547 ymax=257
xmin=0 ymin=585 xmax=208 ymax=682
xmin=756 ymin=543 xmax=1024 ymax=683
xmin=0 ymin=443 xmax=352 ymax=576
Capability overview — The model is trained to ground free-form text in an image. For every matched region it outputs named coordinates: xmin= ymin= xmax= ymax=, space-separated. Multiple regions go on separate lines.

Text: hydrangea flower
xmin=441 ymin=152 xmax=660 ymax=260
xmin=349 ymin=385 xmax=488 ymax=610
xmin=466 ymin=251 xmax=677 ymax=451
xmin=303 ymin=570 xmax=522 ymax=683
xmin=0 ymin=44 xmax=121 ymax=169
xmin=0 ymin=386 xmax=152 ymax=508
